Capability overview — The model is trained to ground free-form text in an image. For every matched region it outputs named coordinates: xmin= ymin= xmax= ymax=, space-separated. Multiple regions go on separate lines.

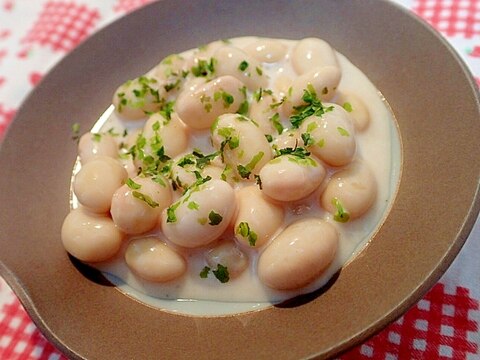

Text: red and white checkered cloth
xmin=1 ymin=0 xmax=480 ymax=359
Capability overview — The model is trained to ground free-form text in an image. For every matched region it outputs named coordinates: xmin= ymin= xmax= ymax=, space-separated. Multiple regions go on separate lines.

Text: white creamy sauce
xmin=68 ymin=37 xmax=401 ymax=316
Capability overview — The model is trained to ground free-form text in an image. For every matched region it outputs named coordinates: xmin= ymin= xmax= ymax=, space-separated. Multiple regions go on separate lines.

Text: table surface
xmin=1 ymin=0 xmax=480 ymax=359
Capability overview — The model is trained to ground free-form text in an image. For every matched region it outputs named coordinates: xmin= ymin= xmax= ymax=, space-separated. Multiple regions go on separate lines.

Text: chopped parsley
xmin=269 ymin=113 xmax=284 ymax=135
xmin=237 ymin=222 xmax=258 ymax=246
xmin=71 ymin=123 xmax=80 ymax=142
xmin=254 ymin=174 xmax=262 ymax=189
xmin=212 ymin=264 xmax=230 ymax=283
xmin=92 ymin=133 xmax=102 ymax=142
xmin=238 ymin=60 xmax=249 ymax=71
xmin=188 ymin=201 xmax=199 ymax=210
xmin=301 ymin=132 xmax=315 ymax=146
xmin=166 ymin=201 xmax=181 ymax=223
xmin=214 ymin=90 xmax=234 ymax=108
xmin=199 ymin=266 xmax=210 ymax=278
xmin=208 ymin=210 xmax=223 ymax=225
xmin=290 ymin=84 xmax=333 ymax=128
xmin=237 ymin=151 xmax=264 ymax=179
xmin=132 ymin=190 xmax=159 ymax=208
xmin=343 ymin=102 xmax=353 ymax=112
xmin=275 ymin=146 xmax=310 ymax=159
xmin=332 ymin=197 xmax=350 ymax=223
xmin=191 ymin=58 xmax=216 ymax=77
xmin=337 ymin=127 xmax=350 ymax=137
xmin=255 ymin=66 xmax=263 ymax=76
xmin=199 ymin=264 xmax=230 ymax=283
xmin=126 ymin=178 xmax=142 ymax=190
xmin=265 ymin=134 xmax=273 ymax=142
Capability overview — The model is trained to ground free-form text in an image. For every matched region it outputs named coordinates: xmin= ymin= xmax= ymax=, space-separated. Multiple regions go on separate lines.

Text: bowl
xmin=1 ymin=0 xmax=479 ymax=358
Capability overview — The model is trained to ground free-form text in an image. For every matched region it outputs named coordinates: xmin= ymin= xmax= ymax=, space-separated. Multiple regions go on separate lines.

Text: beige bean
xmin=211 ymin=113 xmax=273 ymax=180
xmin=125 ymin=237 xmax=186 ymax=282
xmin=111 ymin=175 xmax=172 ymax=234
xmin=258 ymin=218 xmax=338 ymax=290
xmin=243 ymin=38 xmax=287 ymax=63
xmin=300 ymin=104 xmax=356 ymax=166
xmin=334 ymin=91 xmax=370 ymax=131
xmin=175 ymin=75 xmax=246 ymax=130
xmin=214 ymin=46 xmax=268 ymax=90
xmin=259 ymin=154 xmax=326 ymax=202
xmin=205 ymin=240 xmax=249 ymax=278
xmin=291 ymin=38 xmax=339 ymax=75
xmin=320 ymin=162 xmax=377 ymax=221
xmin=161 ymin=179 xmax=236 ymax=248
xmin=78 ymin=132 xmax=118 ymax=164
xmin=234 ymin=186 xmax=284 ymax=248
xmin=61 ymin=208 xmax=124 ymax=263
xmin=73 ymin=156 xmax=127 ymax=214
xmin=112 ymin=76 xmax=166 ymax=120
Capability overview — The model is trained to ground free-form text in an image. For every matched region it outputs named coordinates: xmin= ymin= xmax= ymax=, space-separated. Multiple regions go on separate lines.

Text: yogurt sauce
xmin=72 ymin=37 xmax=402 ymax=316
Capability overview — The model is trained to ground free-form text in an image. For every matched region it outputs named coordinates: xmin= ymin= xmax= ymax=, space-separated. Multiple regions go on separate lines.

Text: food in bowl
xmin=61 ymin=36 xmax=401 ymax=314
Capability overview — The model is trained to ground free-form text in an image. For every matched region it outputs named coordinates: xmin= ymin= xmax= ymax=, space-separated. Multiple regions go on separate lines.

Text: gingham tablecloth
xmin=1 ymin=0 xmax=480 ymax=359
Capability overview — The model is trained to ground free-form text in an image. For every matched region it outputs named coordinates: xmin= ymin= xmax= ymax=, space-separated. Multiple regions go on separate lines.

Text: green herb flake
xmin=343 ymin=102 xmax=353 ymax=112
xmin=269 ymin=113 xmax=284 ymax=135
xmin=255 ymin=66 xmax=263 ymax=76
xmin=166 ymin=202 xmax=181 ymax=223
xmin=92 ymin=133 xmax=102 ymax=142
xmin=199 ymin=266 xmax=210 ymax=278
xmin=290 ymin=85 xmax=332 ymax=128
xmin=191 ymin=57 xmax=216 ymax=77
xmin=337 ymin=127 xmax=350 ymax=137
xmin=301 ymin=132 xmax=315 ymax=147
xmin=275 ymin=146 xmax=310 ymax=159
xmin=236 ymin=222 xmax=258 ymax=246
xmin=332 ymin=197 xmax=350 ymax=223
xmin=132 ymin=191 xmax=159 ymax=208
xmin=208 ymin=210 xmax=223 ymax=225
xmin=254 ymin=174 xmax=262 ymax=189
xmin=317 ymin=138 xmax=326 ymax=148
xmin=126 ymin=178 xmax=142 ymax=190
xmin=265 ymin=134 xmax=273 ymax=142
xmin=152 ymin=121 xmax=161 ymax=132
xmin=237 ymin=100 xmax=249 ymax=115
xmin=237 ymin=151 xmax=264 ymax=179
xmin=188 ymin=201 xmax=199 ymax=210
xmin=197 ymin=217 xmax=208 ymax=225
xmin=238 ymin=60 xmax=249 ymax=71
xmin=212 ymin=264 xmax=230 ymax=283
xmin=71 ymin=123 xmax=80 ymax=142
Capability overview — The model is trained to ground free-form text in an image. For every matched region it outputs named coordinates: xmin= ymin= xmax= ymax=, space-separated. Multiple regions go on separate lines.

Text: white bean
xmin=234 ymin=186 xmax=284 ymax=248
xmin=152 ymin=54 xmax=186 ymax=81
xmin=211 ymin=113 xmax=273 ymax=180
xmin=271 ymin=130 xmax=301 ymax=151
xmin=175 ymin=75 xmax=246 ymax=130
xmin=259 ymin=154 xmax=326 ymax=201
xmin=125 ymin=237 xmax=186 ymax=282
xmin=73 ymin=156 xmax=127 ymax=214
xmin=320 ymin=162 xmax=376 ymax=221
xmin=161 ymin=179 xmax=236 ymax=248
xmin=142 ymin=112 xmax=189 ymax=159
xmin=286 ymin=66 xmax=341 ymax=114
xmin=243 ymin=38 xmax=287 ymax=63
xmin=112 ymin=76 xmax=166 ymax=120
xmin=291 ymin=38 xmax=339 ymax=75
xmin=205 ymin=240 xmax=249 ymax=278
xmin=111 ymin=175 xmax=172 ymax=234
xmin=61 ymin=208 xmax=124 ymax=263
xmin=334 ymin=91 xmax=370 ymax=131
xmin=300 ymin=104 xmax=356 ymax=166
xmin=258 ymin=218 xmax=338 ymax=290
xmin=78 ymin=132 xmax=118 ymax=164
xmin=214 ymin=46 xmax=268 ymax=90
xmin=248 ymin=90 xmax=282 ymax=135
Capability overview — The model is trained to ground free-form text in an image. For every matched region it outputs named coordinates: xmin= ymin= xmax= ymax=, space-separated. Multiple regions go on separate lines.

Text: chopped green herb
xmin=332 ymin=197 xmax=350 ymax=223
xmin=107 ymin=127 xmax=120 ymax=137
xmin=92 ymin=133 xmax=102 ymax=142
xmin=270 ymin=96 xmax=286 ymax=109
xmin=343 ymin=102 xmax=353 ymax=112
xmin=158 ymin=100 xmax=175 ymax=121
xmin=71 ymin=123 xmax=80 ymax=142
xmin=126 ymin=178 xmax=142 ymax=190
xmin=255 ymin=66 xmax=263 ymax=76
xmin=192 ymin=150 xmax=219 ymax=169
xmin=290 ymin=84 xmax=333 ymax=128
xmin=212 ymin=264 xmax=230 ymax=283
xmin=238 ymin=60 xmax=249 ymax=71
xmin=254 ymin=174 xmax=262 ymax=189
xmin=132 ymin=191 xmax=159 ymax=208
xmin=317 ymin=138 xmax=325 ymax=148
xmin=166 ymin=202 xmax=181 ymax=223
xmin=152 ymin=121 xmax=161 ymax=132
xmin=177 ymin=155 xmax=196 ymax=168
xmin=275 ymin=146 xmax=310 ymax=159
xmin=164 ymin=79 xmax=181 ymax=92
xmin=208 ymin=210 xmax=223 ymax=225
xmin=306 ymin=121 xmax=318 ymax=133
xmin=265 ymin=134 xmax=273 ymax=142
xmin=237 ymin=222 xmax=258 ymax=246
xmin=188 ymin=201 xmax=199 ymax=210
xmin=237 ymin=151 xmax=264 ymax=179
xmin=237 ymin=100 xmax=249 ymax=115
xmin=191 ymin=58 xmax=216 ymax=77
xmin=337 ymin=127 xmax=350 ymax=137
xmin=269 ymin=113 xmax=284 ymax=135
xmin=197 ymin=217 xmax=208 ymax=225
xmin=199 ymin=266 xmax=210 ymax=278
xmin=301 ymin=132 xmax=315 ymax=147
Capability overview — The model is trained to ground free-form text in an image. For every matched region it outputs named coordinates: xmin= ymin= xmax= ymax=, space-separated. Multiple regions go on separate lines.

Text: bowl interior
xmin=0 ymin=0 xmax=479 ymax=359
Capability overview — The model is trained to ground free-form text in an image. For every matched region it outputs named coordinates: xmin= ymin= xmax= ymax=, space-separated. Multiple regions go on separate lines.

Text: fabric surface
xmin=0 ymin=0 xmax=479 ymax=359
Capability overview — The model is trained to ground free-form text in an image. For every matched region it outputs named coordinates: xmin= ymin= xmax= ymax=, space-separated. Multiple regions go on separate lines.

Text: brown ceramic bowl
xmin=1 ymin=0 xmax=479 ymax=359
